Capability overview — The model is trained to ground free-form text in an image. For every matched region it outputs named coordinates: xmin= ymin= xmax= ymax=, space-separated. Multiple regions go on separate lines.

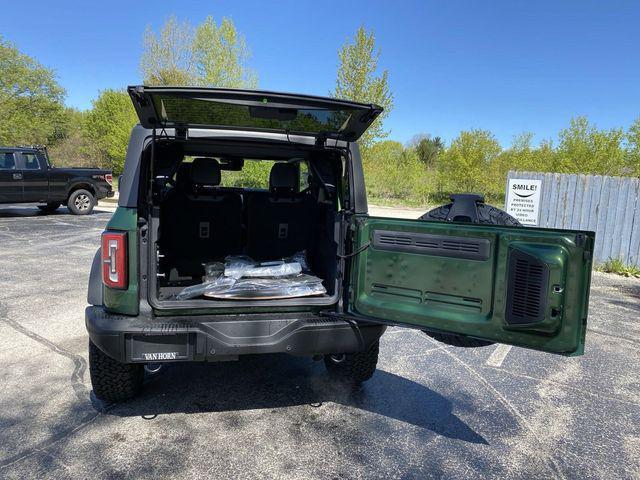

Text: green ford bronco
xmin=86 ymin=86 xmax=594 ymax=402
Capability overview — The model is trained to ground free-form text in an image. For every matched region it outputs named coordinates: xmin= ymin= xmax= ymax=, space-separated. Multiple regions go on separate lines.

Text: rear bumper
xmin=95 ymin=184 xmax=113 ymax=200
xmin=85 ymin=306 xmax=385 ymax=363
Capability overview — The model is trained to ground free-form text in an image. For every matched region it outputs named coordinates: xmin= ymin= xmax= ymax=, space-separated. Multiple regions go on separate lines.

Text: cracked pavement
xmin=0 ymin=203 xmax=639 ymax=479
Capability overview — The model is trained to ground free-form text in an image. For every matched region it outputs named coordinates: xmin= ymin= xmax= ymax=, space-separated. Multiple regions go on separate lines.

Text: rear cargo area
xmin=147 ymin=140 xmax=343 ymax=306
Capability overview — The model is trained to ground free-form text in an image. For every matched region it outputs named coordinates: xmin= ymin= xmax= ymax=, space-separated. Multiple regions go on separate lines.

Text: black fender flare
xmin=87 ymin=248 xmax=103 ymax=306
xmin=66 ymin=179 xmax=98 ymax=199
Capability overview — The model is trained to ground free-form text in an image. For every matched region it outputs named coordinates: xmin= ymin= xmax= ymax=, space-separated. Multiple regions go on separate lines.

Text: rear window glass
xmin=220 ymin=160 xmax=274 ymax=189
xmin=153 ymin=95 xmax=354 ymax=135
xmin=22 ymin=153 xmax=42 ymax=170
xmin=299 ymin=162 xmax=310 ymax=191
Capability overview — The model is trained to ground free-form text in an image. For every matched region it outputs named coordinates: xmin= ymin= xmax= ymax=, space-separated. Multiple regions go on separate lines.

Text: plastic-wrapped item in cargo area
xmin=223 ymin=256 xmax=302 ymax=279
xmin=174 ymin=276 xmax=236 ymax=300
xmin=204 ymin=274 xmax=326 ymax=300
xmin=175 ymin=274 xmax=326 ymax=301
xmin=175 ymin=252 xmax=325 ymax=301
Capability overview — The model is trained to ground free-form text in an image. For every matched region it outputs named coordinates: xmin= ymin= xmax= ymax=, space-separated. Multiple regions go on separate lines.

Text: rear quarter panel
xmin=102 ymin=207 xmax=139 ymax=315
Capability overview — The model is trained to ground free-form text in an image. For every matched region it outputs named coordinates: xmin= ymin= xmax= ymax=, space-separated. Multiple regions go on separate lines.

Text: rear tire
xmin=89 ymin=341 xmax=144 ymax=402
xmin=324 ymin=342 xmax=379 ymax=384
xmin=37 ymin=202 xmax=61 ymax=213
xmin=67 ymin=189 xmax=95 ymax=215
xmin=421 ymin=201 xmax=520 ymax=348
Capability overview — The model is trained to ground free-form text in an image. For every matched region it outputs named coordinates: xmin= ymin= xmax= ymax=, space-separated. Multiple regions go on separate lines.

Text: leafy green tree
xmin=0 ymin=36 xmax=67 ymax=145
xmin=531 ymin=139 xmax=559 ymax=172
xmin=409 ymin=133 xmax=444 ymax=167
xmin=84 ymin=90 xmax=138 ymax=174
xmin=626 ymin=117 xmax=640 ymax=175
xmin=48 ymin=108 xmax=103 ymax=168
xmin=193 ymin=16 xmax=257 ymax=88
xmin=363 ymin=140 xmax=431 ymax=204
xmin=332 ymin=26 xmax=393 ymax=150
xmin=556 ymin=116 xmax=626 ymax=175
xmin=221 ymin=159 xmax=272 ymax=188
xmin=437 ymin=129 xmax=502 ymax=197
xmin=140 ymin=15 xmax=256 ymax=88
xmin=141 ymin=15 xmax=195 ymax=86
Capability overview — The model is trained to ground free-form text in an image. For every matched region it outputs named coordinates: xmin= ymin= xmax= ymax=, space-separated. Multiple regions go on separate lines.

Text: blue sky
xmin=2 ymin=0 xmax=639 ymax=146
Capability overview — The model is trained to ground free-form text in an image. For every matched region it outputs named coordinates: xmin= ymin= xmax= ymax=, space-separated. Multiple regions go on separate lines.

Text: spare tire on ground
xmin=420 ymin=194 xmax=521 ymax=348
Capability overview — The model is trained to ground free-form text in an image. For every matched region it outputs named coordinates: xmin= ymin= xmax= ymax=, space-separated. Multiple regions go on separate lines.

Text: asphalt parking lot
xmin=0 ymin=203 xmax=639 ymax=480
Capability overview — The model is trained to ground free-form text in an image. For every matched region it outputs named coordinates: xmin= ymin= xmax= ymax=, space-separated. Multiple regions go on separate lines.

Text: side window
xmin=22 ymin=153 xmax=42 ymax=170
xmin=299 ymin=161 xmax=309 ymax=192
xmin=0 ymin=153 xmax=16 ymax=170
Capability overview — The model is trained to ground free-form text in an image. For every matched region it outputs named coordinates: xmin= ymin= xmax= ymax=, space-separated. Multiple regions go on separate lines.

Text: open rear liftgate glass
xmin=345 ymin=216 xmax=594 ymax=356
xmin=127 ymin=85 xmax=382 ymax=142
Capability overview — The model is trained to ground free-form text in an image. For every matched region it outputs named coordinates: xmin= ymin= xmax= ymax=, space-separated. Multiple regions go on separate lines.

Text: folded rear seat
xmin=161 ymin=158 xmax=243 ymax=276
xmin=246 ymin=163 xmax=315 ymax=260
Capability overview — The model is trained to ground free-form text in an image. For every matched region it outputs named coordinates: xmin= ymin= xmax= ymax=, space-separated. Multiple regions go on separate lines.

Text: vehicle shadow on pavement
xmin=101 ymin=354 xmax=487 ymax=445
xmin=602 ymin=282 xmax=640 ymax=313
xmin=0 ymin=207 xmax=65 ymax=218
xmin=0 ymin=206 xmax=113 ymax=218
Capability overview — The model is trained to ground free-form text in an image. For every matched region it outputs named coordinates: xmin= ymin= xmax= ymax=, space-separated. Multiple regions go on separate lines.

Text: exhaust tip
xmin=145 ymin=363 xmax=163 ymax=374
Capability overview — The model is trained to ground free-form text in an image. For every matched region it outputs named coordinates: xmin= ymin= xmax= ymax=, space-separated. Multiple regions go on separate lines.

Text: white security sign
xmin=505 ymin=179 xmax=542 ymax=226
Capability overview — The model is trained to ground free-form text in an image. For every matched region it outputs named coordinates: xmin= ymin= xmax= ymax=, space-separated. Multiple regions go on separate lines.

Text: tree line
xmin=1 ymin=17 xmax=638 ymax=207
xmin=364 ymin=118 xmax=640 ymax=206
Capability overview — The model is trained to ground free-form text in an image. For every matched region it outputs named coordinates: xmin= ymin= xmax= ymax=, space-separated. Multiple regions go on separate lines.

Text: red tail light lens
xmin=105 ymin=173 xmax=113 ymax=185
xmin=101 ymin=231 xmax=128 ymax=289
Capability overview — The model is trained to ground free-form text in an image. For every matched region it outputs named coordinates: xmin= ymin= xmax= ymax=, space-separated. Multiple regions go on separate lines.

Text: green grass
xmin=597 ymin=258 xmax=640 ymax=278
xmin=366 ymin=195 xmax=435 ymax=210
xmin=366 ymin=192 xmax=506 ymax=211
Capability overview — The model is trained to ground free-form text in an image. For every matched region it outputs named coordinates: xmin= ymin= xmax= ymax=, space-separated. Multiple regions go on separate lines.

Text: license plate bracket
xmin=128 ymin=333 xmax=192 ymax=362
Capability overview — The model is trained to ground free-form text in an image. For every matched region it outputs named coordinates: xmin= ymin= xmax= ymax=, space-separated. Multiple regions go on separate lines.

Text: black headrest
xmin=191 ymin=158 xmax=221 ymax=186
xmin=175 ymin=163 xmax=192 ymax=189
xmin=269 ymin=163 xmax=298 ymax=193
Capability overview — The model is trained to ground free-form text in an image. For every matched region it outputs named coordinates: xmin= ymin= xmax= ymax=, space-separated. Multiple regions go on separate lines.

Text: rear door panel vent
xmin=372 ymin=230 xmax=490 ymax=261
xmin=505 ymin=249 xmax=549 ymax=325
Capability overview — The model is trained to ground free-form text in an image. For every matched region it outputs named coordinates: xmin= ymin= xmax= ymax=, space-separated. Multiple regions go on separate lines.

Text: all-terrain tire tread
xmin=89 ymin=341 xmax=143 ymax=402
xmin=67 ymin=189 xmax=95 ymax=215
xmin=419 ymin=203 xmax=521 ymax=226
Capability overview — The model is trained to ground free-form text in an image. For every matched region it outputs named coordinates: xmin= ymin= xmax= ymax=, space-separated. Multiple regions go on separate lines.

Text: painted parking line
xmin=486 ymin=344 xmax=513 ymax=367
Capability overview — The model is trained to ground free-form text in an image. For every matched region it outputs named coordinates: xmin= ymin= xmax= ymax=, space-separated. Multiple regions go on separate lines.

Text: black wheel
xmin=37 ymin=202 xmax=61 ymax=213
xmin=420 ymin=201 xmax=521 ymax=348
xmin=324 ymin=342 xmax=379 ymax=384
xmin=89 ymin=341 xmax=144 ymax=402
xmin=67 ymin=189 xmax=95 ymax=215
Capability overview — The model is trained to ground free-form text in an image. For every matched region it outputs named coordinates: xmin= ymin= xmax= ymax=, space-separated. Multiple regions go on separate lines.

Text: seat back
xmin=161 ymin=158 xmax=243 ymax=276
xmin=246 ymin=163 xmax=315 ymax=260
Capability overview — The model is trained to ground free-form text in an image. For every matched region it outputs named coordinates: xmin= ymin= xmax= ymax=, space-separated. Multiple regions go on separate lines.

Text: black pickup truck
xmin=0 ymin=146 xmax=113 ymax=215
